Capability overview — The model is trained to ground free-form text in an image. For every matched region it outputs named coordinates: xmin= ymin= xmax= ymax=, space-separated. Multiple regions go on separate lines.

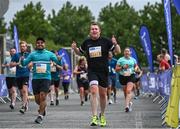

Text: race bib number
xmin=80 ymin=73 xmax=87 ymax=79
xmin=51 ymin=65 xmax=56 ymax=72
xmin=124 ymin=72 xmax=131 ymax=76
xmin=64 ymin=75 xmax=70 ymax=80
xmin=9 ymin=67 xmax=16 ymax=74
xmin=36 ymin=64 xmax=47 ymax=73
xmin=124 ymin=69 xmax=131 ymax=76
xmin=89 ymin=46 xmax=102 ymax=58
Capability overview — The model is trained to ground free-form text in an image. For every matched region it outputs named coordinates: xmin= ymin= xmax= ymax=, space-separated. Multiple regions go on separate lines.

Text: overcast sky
xmin=4 ymin=0 xmax=161 ymax=25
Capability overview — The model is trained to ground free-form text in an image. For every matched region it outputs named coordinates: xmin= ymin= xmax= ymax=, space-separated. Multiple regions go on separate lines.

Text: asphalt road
xmin=0 ymin=90 xmax=162 ymax=128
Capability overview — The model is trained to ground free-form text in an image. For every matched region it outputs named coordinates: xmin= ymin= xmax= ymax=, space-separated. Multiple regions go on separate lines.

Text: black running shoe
xmin=19 ymin=106 xmax=26 ymax=114
xmin=9 ymin=104 xmax=14 ymax=109
xmin=50 ymin=101 xmax=54 ymax=106
xmin=125 ymin=107 xmax=129 ymax=112
xmin=80 ymin=101 xmax=84 ymax=106
xmin=56 ymin=99 xmax=59 ymax=106
xmin=34 ymin=116 xmax=43 ymax=124
xmin=85 ymin=95 xmax=88 ymax=101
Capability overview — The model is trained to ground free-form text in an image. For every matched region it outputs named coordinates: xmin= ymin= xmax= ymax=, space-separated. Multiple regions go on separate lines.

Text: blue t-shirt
xmin=116 ymin=57 xmax=137 ymax=76
xmin=11 ymin=52 xmax=30 ymax=78
xmin=21 ymin=49 xmax=61 ymax=80
xmin=108 ymin=58 xmax=117 ymax=76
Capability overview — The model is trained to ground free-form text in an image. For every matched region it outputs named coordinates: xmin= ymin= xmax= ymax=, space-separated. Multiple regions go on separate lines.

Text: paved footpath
xmin=0 ymin=90 xmax=163 ymax=128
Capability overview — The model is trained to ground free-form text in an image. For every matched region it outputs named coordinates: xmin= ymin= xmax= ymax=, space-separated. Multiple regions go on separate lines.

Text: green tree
xmin=0 ymin=17 xmax=7 ymax=34
xmin=139 ymin=1 xmax=180 ymax=66
xmin=98 ymin=0 xmax=143 ymax=64
xmin=10 ymin=2 xmax=53 ymax=40
xmin=49 ymin=1 xmax=94 ymax=46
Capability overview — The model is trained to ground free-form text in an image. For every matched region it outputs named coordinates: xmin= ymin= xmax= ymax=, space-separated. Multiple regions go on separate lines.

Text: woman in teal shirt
xmin=116 ymin=47 xmax=138 ymax=113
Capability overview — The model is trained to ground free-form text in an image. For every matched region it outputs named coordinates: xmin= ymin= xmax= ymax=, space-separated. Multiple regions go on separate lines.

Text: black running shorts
xmin=32 ymin=79 xmax=51 ymax=95
xmin=88 ymin=70 xmax=108 ymax=88
xmin=6 ymin=77 xmax=17 ymax=89
xmin=16 ymin=77 xmax=29 ymax=89
xmin=119 ymin=74 xmax=136 ymax=85
xmin=51 ymin=79 xmax=60 ymax=88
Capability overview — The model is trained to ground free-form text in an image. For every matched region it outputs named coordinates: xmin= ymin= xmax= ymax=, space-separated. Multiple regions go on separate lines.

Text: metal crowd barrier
xmin=140 ymin=69 xmax=173 ymax=128
xmin=0 ymin=73 xmax=33 ymax=104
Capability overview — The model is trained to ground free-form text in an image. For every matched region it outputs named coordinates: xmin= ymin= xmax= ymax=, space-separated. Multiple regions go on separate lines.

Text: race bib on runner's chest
xmin=51 ymin=65 xmax=56 ymax=72
xmin=9 ymin=67 xmax=16 ymax=74
xmin=89 ymin=46 xmax=102 ymax=58
xmin=64 ymin=75 xmax=70 ymax=80
xmin=36 ymin=64 xmax=47 ymax=73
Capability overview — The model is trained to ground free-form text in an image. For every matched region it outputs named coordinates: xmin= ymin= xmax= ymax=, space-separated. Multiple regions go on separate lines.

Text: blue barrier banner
xmin=129 ymin=47 xmax=139 ymax=65
xmin=13 ymin=25 xmax=19 ymax=52
xmin=174 ymin=0 xmax=180 ymax=15
xmin=139 ymin=26 xmax=154 ymax=72
xmin=28 ymin=72 xmax=33 ymax=94
xmin=148 ymin=73 xmax=157 ymax=93
xmin=140 ymin=74 xmax=149 ymax=93
xmin=58 ymin=48 xmax=72 ymax=72
xmin=158 ymin=69 xmax=172 ymax=96
xmin=164 ymin=0 xmax=174 ymax=65
xmin=0 ymin=75 xmax=8 ymax=97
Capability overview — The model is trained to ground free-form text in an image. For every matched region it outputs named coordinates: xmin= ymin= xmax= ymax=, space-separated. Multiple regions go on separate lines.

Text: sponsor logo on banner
xmin=139 ymin=25 xmax=154 ymax=72
xmin=164 ymin=0 xmax=173 ymax=65
xmin=0 ymin=75 xmax=8 ymax=97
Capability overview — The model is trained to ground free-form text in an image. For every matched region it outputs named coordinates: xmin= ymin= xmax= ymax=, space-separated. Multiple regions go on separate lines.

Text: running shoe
xmin=9 ymin=104 xmax=14 ymax=109
xmin=129 ymin=102 xmax=133 ymax=112
xmin=125 ymin=107 xmax=129 ymax=112
xmin=19 ymin=106 xmax=28 ymax=114
xmin=99 ymin=113 xmax=107 ymax=127
xmin=134 ymin=96 xmax=138 ymax=100
xmin=108 ymin=99 xmax=113 ymax=105
xmin=80 ymin=101 xmax=84 ymax=106
xmin=90 ymin=115 xmax=98 ymax=126
xmin=34 ymin=115 xmax=43 ymax=124
xmin=50 ymin=101 xmax=54 ymax=106
xmin=56 ymin=99 xmax=59 ymax=106
xmin=85 ymin=95 xmax=88 ymax=101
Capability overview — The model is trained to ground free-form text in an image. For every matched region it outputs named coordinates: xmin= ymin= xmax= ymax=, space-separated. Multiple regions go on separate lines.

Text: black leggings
xmin=62 ymin=82 xmax=70 ymax=94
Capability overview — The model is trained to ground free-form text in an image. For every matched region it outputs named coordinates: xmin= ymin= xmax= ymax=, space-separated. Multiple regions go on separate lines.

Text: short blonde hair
xmin=78 ymin=56 xmax=87 ymax=66
xmin=19 ymin=41 xmax=27 ymax=46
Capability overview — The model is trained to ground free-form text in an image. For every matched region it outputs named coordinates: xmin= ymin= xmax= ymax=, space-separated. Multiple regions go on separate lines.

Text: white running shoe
xmin=129 ymin=102 xmax=133 ymax=112
xmin=108 ymin=99 xmax=113 ymax=105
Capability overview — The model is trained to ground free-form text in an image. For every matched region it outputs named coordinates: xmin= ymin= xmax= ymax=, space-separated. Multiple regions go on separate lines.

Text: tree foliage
xmin=98 ymin=0 xmax=142 ymax=62
xmin=10 ymin=2 xmax=53 ymax=40
xmin=5 ymin=1 xmax=180 ymax=66
xmin=0 ymin=17 xmax=6 ymax=34
xmin=48 ymin=1 xmax=94 ymax=46
xmin=139 ymin=1 xmax=180 ymax=66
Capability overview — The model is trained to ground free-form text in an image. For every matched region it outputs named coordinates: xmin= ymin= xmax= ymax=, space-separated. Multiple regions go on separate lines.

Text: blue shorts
xmin=108 ymin=75 xmax=116 ymax=87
